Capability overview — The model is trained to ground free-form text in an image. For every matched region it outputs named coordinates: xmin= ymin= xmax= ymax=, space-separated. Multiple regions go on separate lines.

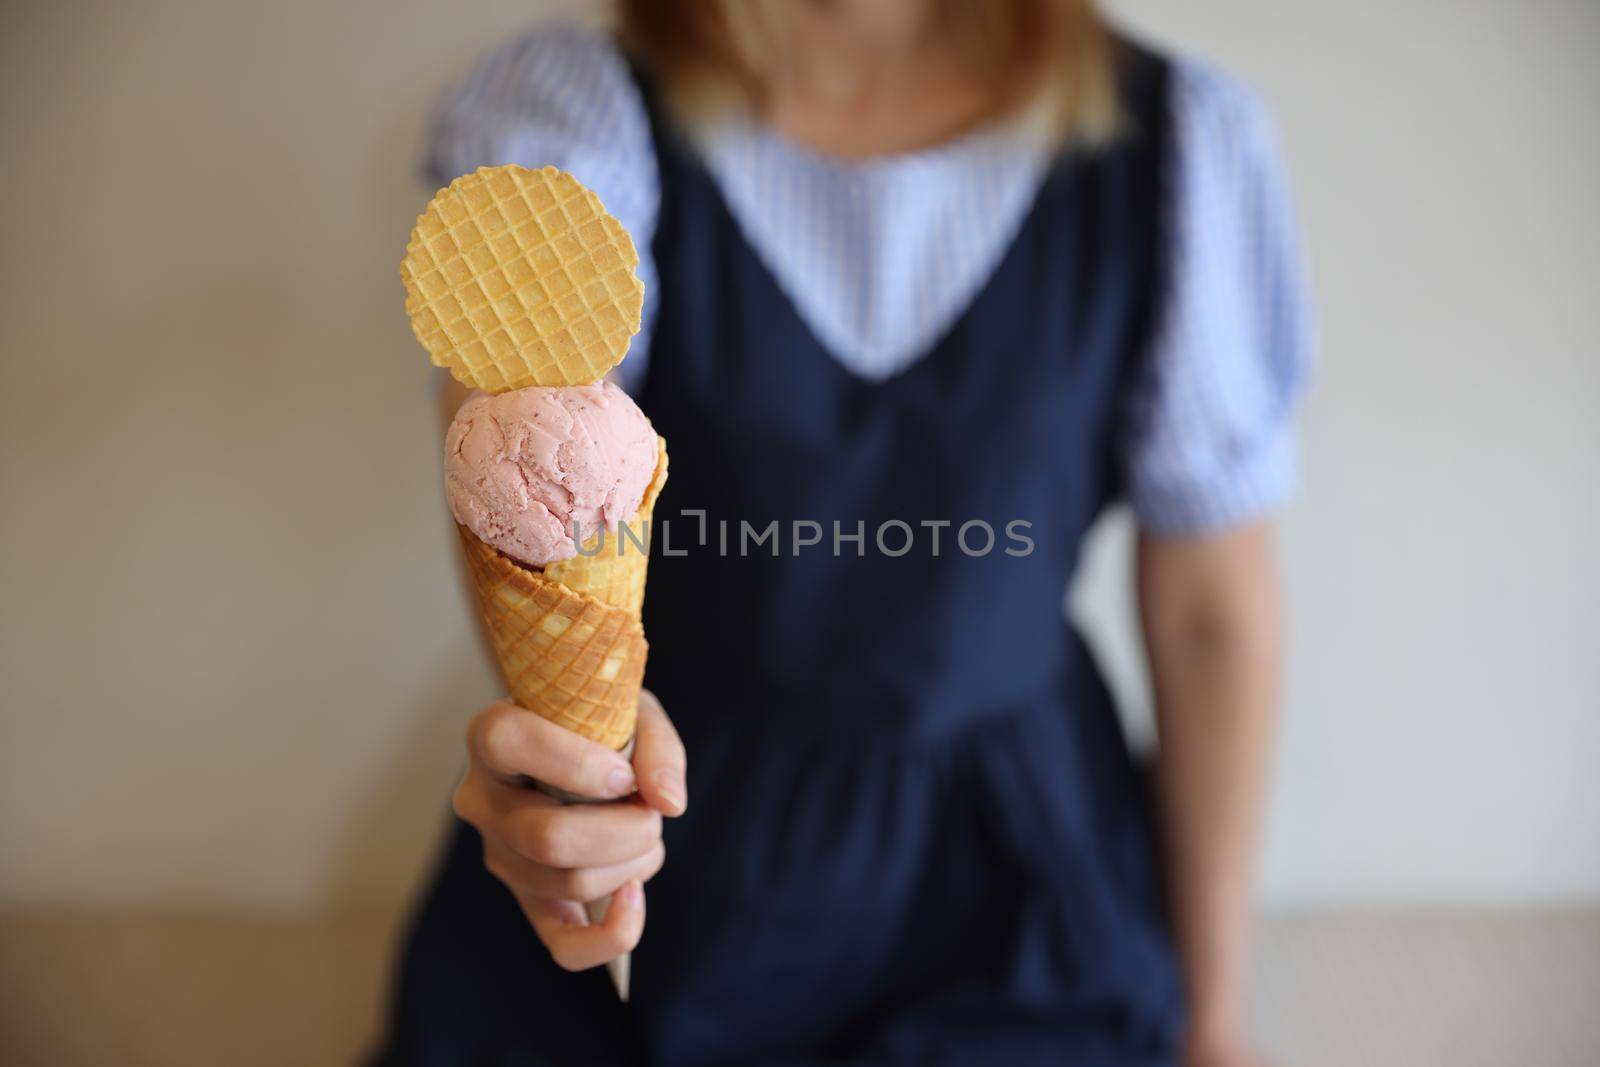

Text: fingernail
xmin=605 ymin=765 xmax=636 ymax=797
xmin=620 ymin=880 xmax=643 ymax=907
xmin=653 ymin=770 xmax=686 ymax=815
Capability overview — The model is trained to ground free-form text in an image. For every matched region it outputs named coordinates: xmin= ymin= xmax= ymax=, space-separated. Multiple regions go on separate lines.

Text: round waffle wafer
xmin=402 ymin=165 xmax=644 ymax=391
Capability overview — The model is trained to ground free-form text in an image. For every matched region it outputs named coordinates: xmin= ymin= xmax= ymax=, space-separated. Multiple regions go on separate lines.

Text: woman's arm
xmin=1138 ymin=521 xmax=1282 ymax=1067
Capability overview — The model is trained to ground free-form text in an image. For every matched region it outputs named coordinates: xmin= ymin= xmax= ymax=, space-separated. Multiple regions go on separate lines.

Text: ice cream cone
xmin=457 ymin=435 xmax=667 ymax=744
xmin=455 ymin=438 xmax=666 ymax=1001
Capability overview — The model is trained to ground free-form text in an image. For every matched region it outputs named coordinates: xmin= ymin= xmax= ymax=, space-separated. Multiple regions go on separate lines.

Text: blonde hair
xmin=616 ymin=0 xmax=1120 ymax=146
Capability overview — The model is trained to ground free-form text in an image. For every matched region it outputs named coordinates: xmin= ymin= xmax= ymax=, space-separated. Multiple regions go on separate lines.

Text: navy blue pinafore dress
xmin=379 ymin=43 xmax=1183 ymax=1067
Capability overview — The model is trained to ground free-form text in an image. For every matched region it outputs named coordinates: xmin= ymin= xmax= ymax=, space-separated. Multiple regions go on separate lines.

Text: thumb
xmin=633 ymin=688 xmax=687 ymax=816
xmin=524 ymin=880 xmax=645 ymax=973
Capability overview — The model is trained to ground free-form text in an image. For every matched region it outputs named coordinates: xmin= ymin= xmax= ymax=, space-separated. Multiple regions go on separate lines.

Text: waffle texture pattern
xmin=458 ymin=528 xmax=648 ymax=750
xmin=403 ymin=164 xmax=644 ymax=391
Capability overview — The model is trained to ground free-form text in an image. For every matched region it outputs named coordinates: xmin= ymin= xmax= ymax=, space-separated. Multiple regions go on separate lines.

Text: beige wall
xmin=1 ymin=1 xmax=1597 ymax=909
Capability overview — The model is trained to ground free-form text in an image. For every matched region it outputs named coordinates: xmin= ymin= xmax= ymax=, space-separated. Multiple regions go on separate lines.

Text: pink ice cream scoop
xmin=445 ymin=382 xmax=658 ymax=567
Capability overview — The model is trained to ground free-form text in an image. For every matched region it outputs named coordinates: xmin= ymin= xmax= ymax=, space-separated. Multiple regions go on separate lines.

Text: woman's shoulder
xmin=1163 ymin=52 xmax=1282 ymax=156
xmin=438 ymin=23 xmax=639 ymax=127
xmin=1121 ymin=50 xmax=1313 ymax=536
xmin=423 ymin=22 xmax=657 ymax=211
xmin=491 ymin=22 xmax=631 ymax=81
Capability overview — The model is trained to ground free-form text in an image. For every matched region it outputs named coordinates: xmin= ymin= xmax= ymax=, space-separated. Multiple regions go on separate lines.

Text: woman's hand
xmin=452 ymin=689 xmax=687 ymax=972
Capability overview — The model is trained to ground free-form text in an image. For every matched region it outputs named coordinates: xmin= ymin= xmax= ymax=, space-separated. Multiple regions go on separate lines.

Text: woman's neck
xmin=763 ymin=0 xmax=1005 ymax=159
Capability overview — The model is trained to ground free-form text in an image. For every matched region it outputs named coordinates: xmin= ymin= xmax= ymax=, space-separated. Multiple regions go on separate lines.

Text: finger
xmin=522 ymin=880 xmax=646 ymax=972
xmin=485 ymin=838 xmax=665 ymax=903
xmin=454 ymin=763 xmax=565 ymax=834
xmin=469 ymin=700 xmax=636 ymax=799
xmin=633 ymin=689 xmax=688 ymax=816
xmin=451 ymin=764 xmax=497 ymax=827
xmin=501 ymin=798 xmax=662 ymax=869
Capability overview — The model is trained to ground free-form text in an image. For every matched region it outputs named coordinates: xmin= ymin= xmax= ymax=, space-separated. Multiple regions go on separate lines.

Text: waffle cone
xmin=458 ymin=529 xmax=648 ymax=751
xmin=544 ymin=436 xmax=669 ymax=614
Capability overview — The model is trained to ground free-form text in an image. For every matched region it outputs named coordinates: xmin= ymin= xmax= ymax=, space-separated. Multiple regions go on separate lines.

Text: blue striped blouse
xmin=425 ymin=25 xmax=1313 ymax=536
